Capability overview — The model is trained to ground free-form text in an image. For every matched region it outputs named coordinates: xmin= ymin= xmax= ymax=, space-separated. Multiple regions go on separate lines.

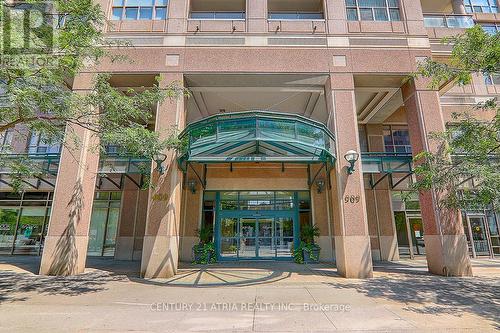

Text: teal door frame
xmin=214 ymin=192 xmax=300 ymax=261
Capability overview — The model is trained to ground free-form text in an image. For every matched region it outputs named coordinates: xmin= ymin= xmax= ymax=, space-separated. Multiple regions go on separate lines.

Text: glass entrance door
xmin=469 ymin=216 xmax=490 ymax=256
xmin=218 ymin=215 xmax=295 ymax=260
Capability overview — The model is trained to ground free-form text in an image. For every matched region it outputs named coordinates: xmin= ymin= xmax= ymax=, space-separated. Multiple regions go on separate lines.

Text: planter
xmin=193 ymin=243 xmax=216 ymax=264
xmin=302 ymin=247 xmax=320 ymax=263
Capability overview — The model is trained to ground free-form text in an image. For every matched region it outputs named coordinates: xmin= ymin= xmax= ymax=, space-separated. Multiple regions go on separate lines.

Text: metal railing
xmin=423 ymin=13 xmax=474 ymax=29
xmin=361 ymin=152 xmax=413 ymax=174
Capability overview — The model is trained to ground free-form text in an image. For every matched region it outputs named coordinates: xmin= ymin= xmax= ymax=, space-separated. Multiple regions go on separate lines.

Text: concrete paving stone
xmin=0 ymin=256 xmax=499 ymax=332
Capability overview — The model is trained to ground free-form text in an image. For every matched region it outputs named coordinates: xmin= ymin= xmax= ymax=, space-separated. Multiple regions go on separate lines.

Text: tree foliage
xmin=0 ymin=0 xmax=188 ymax=190
xmin=412 ymin=25 xmax=499 ymax=210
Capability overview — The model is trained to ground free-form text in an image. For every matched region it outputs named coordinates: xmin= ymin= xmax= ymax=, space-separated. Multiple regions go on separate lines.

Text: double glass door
xmin=219 ymin=215 xmax=295 ymax=260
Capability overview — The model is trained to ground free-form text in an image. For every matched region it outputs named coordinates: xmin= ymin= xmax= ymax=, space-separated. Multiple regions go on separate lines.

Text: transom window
xmin=383 ymin=125 xmax=412 ymax=153
xmin=346 ymin=0 xmax=401 ymax=21
xmin=111 ymin=0 xmax=168 ymax=20
xmin=464 ymin=0 xmax=499 ymax=13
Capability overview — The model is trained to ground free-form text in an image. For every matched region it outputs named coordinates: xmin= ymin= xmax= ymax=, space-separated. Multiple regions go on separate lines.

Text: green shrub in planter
xmin=193 ymin=227 xmax=216 ymax=264
xmin=294 ymin=224 xmax=321 ymax=264
xmin=193 ymin=242 xmax=216 ymax=264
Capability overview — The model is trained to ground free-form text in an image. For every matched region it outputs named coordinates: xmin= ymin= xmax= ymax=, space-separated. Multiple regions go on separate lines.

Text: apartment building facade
xmin=0 ymin=0 xmax=499 ymax=278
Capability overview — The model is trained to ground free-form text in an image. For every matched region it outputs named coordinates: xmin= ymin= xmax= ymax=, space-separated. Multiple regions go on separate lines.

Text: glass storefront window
xmin=0 ymin=192 xmax=52 ymax=255
xmin=0 ymin=208 xmax=19 ymax=254
xmin=87 ymin=192 xmax=122 ymax=257
xmin=13 ymin=207 xmax=47 ymax=255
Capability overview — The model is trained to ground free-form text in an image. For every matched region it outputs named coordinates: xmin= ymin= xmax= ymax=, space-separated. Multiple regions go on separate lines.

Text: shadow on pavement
xmin=0 ymin=256 xmax=132 ymax=304
xmin=328 ymin=263 xmax=500 ymax=329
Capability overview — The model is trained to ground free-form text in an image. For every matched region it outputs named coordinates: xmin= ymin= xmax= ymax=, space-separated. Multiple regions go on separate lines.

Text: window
xmin=111 ymin=0 xmax=168 ymax=21
xmin=484 ymin=74 xmax=500 ymax=85
xmin=346 ymin=0 xmax=401 ymax=21
xmin=464 ymin=0 xmax=498 ymax=13
xmin=268 ymin=12 xmax=324 ymax=20
xmin=383 ymin=125 xmax=412 ymax=153
xmin=88 ymin=192 xmax=122 ymax=257
xmin=0 ymin=129 xmax=14 ymax=152
xmin=481 ymin=23 xmax=500 ymax=34
xmin=28 ymin=132 xmax=61 ymax=154
xmin=0 ymin=192 xmax=52 ymax=255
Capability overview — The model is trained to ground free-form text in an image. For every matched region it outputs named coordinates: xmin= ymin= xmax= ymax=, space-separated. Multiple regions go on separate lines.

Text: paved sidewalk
xmin=0 ymin=256 xmax=499 ymax=332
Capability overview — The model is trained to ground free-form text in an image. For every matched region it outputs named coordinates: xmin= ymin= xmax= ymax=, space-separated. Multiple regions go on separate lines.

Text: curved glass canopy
xmin=178 ymin=111 xmax=336 ymax=169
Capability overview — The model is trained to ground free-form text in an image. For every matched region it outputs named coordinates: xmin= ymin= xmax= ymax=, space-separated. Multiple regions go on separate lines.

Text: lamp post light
xmin=153 ymin=153 xmax=167 ymax=174
xmin=344 ymin=150 xmax=360 ymax=175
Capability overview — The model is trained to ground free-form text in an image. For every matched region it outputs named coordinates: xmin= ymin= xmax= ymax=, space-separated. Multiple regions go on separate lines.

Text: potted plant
xmin=294 ymin=224 xmax=321 ymax=264
xmin=193 ymin=226 xmax=216 ymax=264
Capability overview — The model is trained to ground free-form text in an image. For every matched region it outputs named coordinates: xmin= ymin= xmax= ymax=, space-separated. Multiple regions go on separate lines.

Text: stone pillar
xmin=452 ymin=0 xmax=467 ymax=14
xmin=247 ymin=0 xmax=268 ymax=33
xmin=140 ymin=73 xmax=185 ymax=278
xmin=366 ymin=124 xmax=399 ymax=262
xmin=114 ymin=179 xmax=147 ymax=260
xmin=402 ymin=78 xmax=472 ymax=277
xmin=326 ymin=74 xmax=373 ymax=278
xmin=325 ymin=0 xmax=348 ymax=34
xmin=167 ymin=0 xmax=188 ymax=33
xmin=40 ymin=74 xmax=99 ymax=276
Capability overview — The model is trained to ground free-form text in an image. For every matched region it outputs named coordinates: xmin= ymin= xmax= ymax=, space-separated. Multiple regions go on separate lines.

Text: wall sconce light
xmin=153 ymin=153 xmax=167 ymax=174
xmin=344 ymin=150 xmax=360 ymax=175
xmin=187 ymin=179 xmax=198 ymax=194
xmin=315 ymin=179 xmax=325 ymax=194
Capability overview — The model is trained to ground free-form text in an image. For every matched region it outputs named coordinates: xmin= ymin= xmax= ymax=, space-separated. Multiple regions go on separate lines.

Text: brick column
xmin=402 ymin=79 xmax=472 ymax=277
xmin=39 ymin=74 xmax=99 ymax=276
xmin=140 ymin=73 xmax=186 ymax=278
xmin=247 ymin=0 xmax=268 ymax=33
xmin=366 ymin=124 xmax=399 ymax=262
xmin=326 ymin=74 xmax=373 ymax=278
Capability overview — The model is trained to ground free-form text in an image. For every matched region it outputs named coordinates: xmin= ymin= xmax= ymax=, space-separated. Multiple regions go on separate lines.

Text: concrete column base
xmin=317 ymin=236 xmax=334 ymax=262
xmin=40 ymin=235 xmax=89 ymax=276
xmin=179 ymin=236 xmax=198 ymax=262
xmin=425 ymin=234 xmax=473 ymax=277
xmin=379 ymin=235 xmax=400 ymax=261
xmin=141 ymin=235 xmax=179 ymax=278
xmin=115 ymin=236 xmax=135 ymax=260
xmin=334 ymin=235 xmax=373 ymax=278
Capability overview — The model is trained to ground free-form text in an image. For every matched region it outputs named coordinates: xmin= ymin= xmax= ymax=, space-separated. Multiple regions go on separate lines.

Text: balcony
xmin=424 ymin=14 xmax=475 ymax=39
xmin=0 ymin=153 xmax=150 ymax=190
xmin=188 ymin=0 xmax=246 ymax=33
xmin=267 ymin=0 xmax=325 ymax=33
xmin=178 ymin=111 xmax=336 ymax=169
xmin=361 ymin=152 xmax=413 ymax=189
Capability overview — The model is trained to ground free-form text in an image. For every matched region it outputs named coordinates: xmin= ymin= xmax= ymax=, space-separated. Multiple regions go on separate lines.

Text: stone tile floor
xmin=0 ymin=256 xmax=499 ymax=332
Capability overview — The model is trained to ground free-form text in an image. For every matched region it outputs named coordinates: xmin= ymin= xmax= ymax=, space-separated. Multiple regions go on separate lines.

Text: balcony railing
xmin=178 ymin=111 xmax=336 ymax=167
xmin=361 ymin=152 xmax=413 ymax=174
xmin=423 ymin=14 xmax=474 ymax=29
xmin=190 ymin=11 xmax=246 ymax=20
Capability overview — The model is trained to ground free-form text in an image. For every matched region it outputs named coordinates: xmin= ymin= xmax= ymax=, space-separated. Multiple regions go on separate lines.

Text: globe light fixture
xmin=344 ymin=150 xmax=359 ymax=174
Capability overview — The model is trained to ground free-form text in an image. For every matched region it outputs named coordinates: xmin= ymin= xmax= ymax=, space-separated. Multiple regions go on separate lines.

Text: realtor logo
xmin=2 ymin=1 xmax=54 ymax=54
